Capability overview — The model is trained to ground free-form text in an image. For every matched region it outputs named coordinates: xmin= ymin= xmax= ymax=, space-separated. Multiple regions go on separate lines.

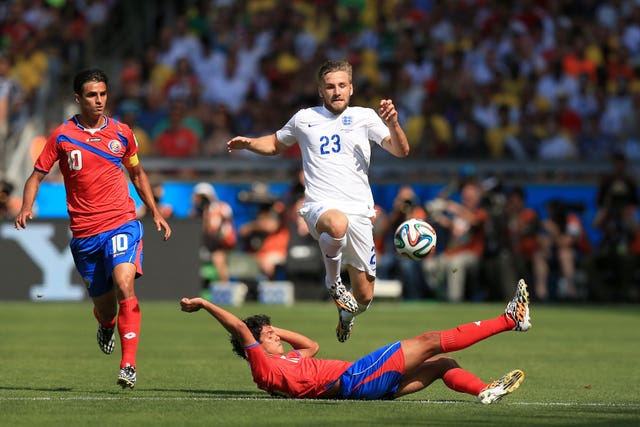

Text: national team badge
xmin=108 ymin=140 xmax=122 ymax=154
xmin=342 ymin=116 xmax=352 ymax=126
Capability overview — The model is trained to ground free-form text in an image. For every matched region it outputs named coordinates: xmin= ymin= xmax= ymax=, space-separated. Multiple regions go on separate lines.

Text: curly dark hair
xmin=230 ymin=314 xmax=271 ymax=358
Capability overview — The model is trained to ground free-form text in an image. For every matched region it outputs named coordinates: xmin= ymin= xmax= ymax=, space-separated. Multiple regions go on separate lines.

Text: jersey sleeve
xmin=275 ymin=111 xmax=301 ymax=147
xmin=34 ymin=132 xmax=61 ymax=174
xmin=366 ymin=108 xmax=390 ymax=146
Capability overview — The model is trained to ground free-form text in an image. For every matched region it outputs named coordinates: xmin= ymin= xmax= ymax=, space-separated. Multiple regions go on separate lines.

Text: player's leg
xmin=111 ymin=262 xmax=140 ymax=389
xmin=335 ymin=215 xmax=378 ymax=342
xmin=394 ymin=357 xmax=477 ymax=397
xmin=316 ymin=209 xmax=358 ymax=313
xmin=395 ymin=357 xmax=524 ymax=404
xmin=70 ymin=234 xmax=117 ymax=355
xmin=336 ymin=268 xmax=375 ymax=341
xmin=92 ymin=290 xmax=117 ymax=355
xmin=106 ymin=221 xmax=144 ymax=389
xmin=400 ymin=279 xmax=530 ymax=370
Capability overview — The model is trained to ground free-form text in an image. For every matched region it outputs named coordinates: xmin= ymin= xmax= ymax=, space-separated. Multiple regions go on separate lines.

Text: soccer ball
xmin=393 ymin=218 xmax=437 ymax=260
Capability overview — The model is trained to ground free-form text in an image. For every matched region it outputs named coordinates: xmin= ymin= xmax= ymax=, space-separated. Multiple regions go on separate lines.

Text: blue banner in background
xmin=34 ymin=181 xmax=600 ymax=243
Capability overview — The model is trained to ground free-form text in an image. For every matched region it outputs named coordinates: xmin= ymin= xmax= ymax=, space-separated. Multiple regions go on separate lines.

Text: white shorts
xmin=299 ymin=201 xmax=377 ymax=278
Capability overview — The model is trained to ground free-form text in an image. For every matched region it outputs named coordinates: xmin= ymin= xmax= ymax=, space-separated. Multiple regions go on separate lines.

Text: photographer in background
xmin=238 ymin=183 xmax=288 ymax=281
xmin=590 ymin=152 xmax=639 ymax=301
xmin=191 ymin=182 xmax=237 ymax=292
xmin=377 ymin=186 xmax=433 ymax=300
xmin=533 ymin=199 xmax=591 ymax=301
xmin=424 ymin=181 xmax=488 ymax=302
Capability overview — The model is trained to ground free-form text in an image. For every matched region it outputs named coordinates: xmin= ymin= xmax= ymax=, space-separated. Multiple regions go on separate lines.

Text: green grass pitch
xmin=1 ymin=299 xmax=639 ymax=426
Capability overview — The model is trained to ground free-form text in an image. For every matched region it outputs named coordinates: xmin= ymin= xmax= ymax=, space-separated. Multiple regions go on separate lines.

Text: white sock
xmin=356 ymin=300 xmax=371 ymax=315
xmin=318 ymin=232 xmax=346 ymax=287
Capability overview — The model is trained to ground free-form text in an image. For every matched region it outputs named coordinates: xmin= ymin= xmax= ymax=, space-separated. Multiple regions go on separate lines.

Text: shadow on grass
xmin=0 ymin=386 xmax=73 ymax=392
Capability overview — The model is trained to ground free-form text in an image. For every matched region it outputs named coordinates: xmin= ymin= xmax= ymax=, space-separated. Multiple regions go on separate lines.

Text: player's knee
xmin=416 ymin=331 xmax=442 ymax=351
xmin=319 ymin=210 xmax=349 ymax=237
xmin=435 ymin=356 xmax=460 ymax=371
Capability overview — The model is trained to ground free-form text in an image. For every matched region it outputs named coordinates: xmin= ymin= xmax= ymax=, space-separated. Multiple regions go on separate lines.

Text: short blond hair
xmin=316 ymin=60 xmax=352 ymax=84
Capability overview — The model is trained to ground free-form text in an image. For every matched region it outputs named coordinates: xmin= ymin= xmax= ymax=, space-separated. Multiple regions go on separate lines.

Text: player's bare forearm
xmin=272 ymin=327 xmax=319 ymax=358
xmin=226 ymin=134 xmax=288 ymax=156
xmin=128 ymin=165 xmax=172 ymax=240
xmin=180 ymin=297 xmax=256 ymax=346
xmin=14 ymin=171 xmax=45 ymax=229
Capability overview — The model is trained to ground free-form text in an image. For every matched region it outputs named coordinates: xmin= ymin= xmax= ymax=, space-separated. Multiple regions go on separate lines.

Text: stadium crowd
xmin=2 ymin=0 xmax=640 ymax=162
xmin=1 ymin=0 xmax=640 ymax=303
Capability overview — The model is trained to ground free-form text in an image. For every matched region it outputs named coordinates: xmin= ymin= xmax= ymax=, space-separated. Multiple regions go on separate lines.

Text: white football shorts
xmin=299 ymin=201 xmax=377 ymax=278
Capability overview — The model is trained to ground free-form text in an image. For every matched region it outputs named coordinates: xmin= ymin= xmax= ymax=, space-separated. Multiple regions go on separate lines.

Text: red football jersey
xmin=245 ymin=344 xmax=352 ymax=399
xmin=35 ymin=116 xmax=139 ymax=237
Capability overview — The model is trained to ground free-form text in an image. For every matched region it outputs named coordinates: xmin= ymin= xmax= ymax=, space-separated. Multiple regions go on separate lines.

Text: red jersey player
xmin=14 ymin=68 xmax=172 ymax=389
xmin=180 ymin=279 xmax=531 ymax=402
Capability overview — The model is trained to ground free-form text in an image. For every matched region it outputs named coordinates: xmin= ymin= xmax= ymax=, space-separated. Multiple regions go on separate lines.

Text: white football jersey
xmin=276 ymin=105 xmax=390 ymax=216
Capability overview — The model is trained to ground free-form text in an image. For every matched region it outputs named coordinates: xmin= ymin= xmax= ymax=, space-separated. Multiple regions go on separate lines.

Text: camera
xmin=400 ymin=198 xmax=415 ymax=214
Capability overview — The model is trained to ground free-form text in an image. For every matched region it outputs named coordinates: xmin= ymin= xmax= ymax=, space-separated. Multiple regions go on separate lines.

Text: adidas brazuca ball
xmin=393 ymin=218 xmax=437 ymax=260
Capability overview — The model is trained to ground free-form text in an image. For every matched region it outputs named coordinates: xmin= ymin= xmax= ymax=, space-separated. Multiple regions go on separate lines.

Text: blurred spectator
xmin=156 ymin=15 xmax=202 ymax=70
xmin=153 ymin=100 xmax=199 ymax=158
xmin=405 ymin=95 xmax=452 ymax=158
xmin=377 ymin=185 xmax=433 ymax=300
xmin=537 ymin=115 xmax=579 ymax=160
xmin=164 ymin=56 xmax=200 ymax=106
xmin=136 ymin=180 xmax=173 ymax=220
xmin=116 ymin=100 xmax=152 ymax=157
xmin=577 ymin=111 xmax=611 ymax=160
xmin=201 ymin=48 xmax=253 ymax=114
xmin=424 ymin=181 xmax=488 ymax=302
xmin=599 ymin=77 xmax=634 ymax=142
xmin=201 ymin=104 xmax=235 ymax=157
xmin=533 ymin=199 xmax=591 ymax=301
xmin=451 ymin=100 xmax=487 ymax=158
xmin=0 ymin=53 xmax=26 ymax=139
xmin=505 ymin=186 xmax=541 ymax=294
xmin=590 ymin=152 xmax=640 ymax=301
xmin=191 ymin=182 xmax=237 ymax=291
xmin=10 ymin=35 xmax=48 ymax=105
xmin=479 ymin=176 xmax=515 ymax=301
xmin=535 ymin=58 xmax=579 ymax=110
xmin=485 ymin=103 xmax=524 ymax=159
xmin=238 ymin=183 xmax=288 ymax=281
xmin=0 ymin=179 xmax=20 ymax=219
xmin=568 ymin=73 xmax=599 ymax=120
xmin=556 ymin=91 xmax=582 ymax=139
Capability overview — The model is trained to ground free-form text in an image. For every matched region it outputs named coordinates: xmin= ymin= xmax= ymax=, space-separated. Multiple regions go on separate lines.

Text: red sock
xmin=117 ymin=296 xmax=141 ymax=369
xmin=440 ymin=314 xmax=514 ymax=353
xmin=442 ymin=367 xmax=487 ymax=396
xmin=93 ymin=307 xmax=116 ymax=328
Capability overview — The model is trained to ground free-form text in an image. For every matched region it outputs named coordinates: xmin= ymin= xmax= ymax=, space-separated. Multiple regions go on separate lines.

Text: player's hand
xmin=155 ymin=215 xmax=172 ymax=240
xmin=180 ymin=297 xmax=204 ymax=312
xmin=14 ymin=209 xmax=33 ymax=230
xmin=226 ymin=136 xmax=252 ymax=152
xmin=379 ymin=99 xmax=399 ymax=126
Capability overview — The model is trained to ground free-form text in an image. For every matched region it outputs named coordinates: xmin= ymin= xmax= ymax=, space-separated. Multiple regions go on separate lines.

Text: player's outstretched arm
xmin=14 ymin=170 xmax=46 ymax=230
xmin=272 ymin=326 xmax=320 ymax=358
xmin=226 ymin=134 xmax=289 ymax=156
xmin=180 ymin=297 xmax=256 ymax=347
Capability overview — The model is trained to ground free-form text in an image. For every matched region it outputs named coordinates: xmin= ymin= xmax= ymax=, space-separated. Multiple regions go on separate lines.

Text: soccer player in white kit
xmin=227 ymin=60 xmax=409 ymax=342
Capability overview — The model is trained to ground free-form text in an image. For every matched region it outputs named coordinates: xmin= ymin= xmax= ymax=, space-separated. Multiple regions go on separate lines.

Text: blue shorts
xmin=70 ymin=220 xmax=144 ymax=297
xmin=339 ymin=341 xmax=405 ymax=400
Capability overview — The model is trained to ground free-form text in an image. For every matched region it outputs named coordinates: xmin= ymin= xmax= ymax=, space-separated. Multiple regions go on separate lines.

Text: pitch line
xmin=1 ymin=396 xmax=639 ymax=407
